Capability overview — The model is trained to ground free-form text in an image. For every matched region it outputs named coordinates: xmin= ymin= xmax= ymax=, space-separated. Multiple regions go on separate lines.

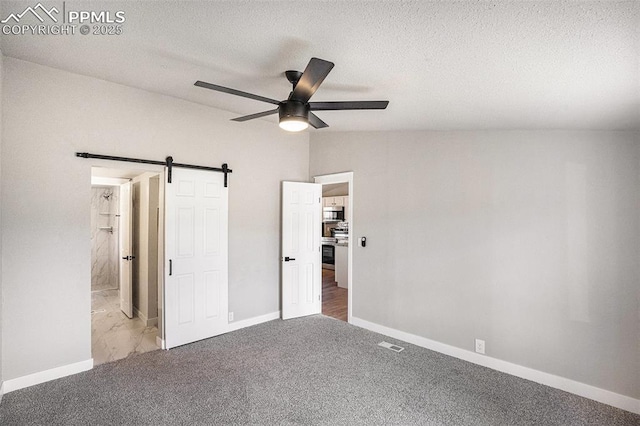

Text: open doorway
xmin=90 ymin=166 xmax=161 ymax=365
xmin=315 ymin=172 xmax=353 ymax=323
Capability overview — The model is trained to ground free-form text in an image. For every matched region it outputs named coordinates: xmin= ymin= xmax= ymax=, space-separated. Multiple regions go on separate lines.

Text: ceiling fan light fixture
xmin=278 ymin=101 xmax=309 ymax=132
xmin=279 ymin=118 xmax=309 ymax=132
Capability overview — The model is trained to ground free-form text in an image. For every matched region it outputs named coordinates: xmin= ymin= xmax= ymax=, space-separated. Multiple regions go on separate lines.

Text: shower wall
xmin=91 ymin=186 xmax=120 ymax=291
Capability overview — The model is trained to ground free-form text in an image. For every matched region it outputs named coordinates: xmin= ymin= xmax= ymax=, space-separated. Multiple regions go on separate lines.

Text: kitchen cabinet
xmin=335 ymin=244 xmax=348 ymax=289
xmin=323 ymin=196 xmax=345 ymax=207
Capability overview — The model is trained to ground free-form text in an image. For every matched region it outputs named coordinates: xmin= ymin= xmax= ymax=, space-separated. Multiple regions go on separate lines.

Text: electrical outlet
xmin=228 ymin=312 xmax=234 ymax=322
xmin=475 ymin=339 xmax=485 ymax=354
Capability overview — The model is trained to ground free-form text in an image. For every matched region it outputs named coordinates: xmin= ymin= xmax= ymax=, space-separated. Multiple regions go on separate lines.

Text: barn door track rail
xmin=75 ymin=152 xmax=232 ymax=187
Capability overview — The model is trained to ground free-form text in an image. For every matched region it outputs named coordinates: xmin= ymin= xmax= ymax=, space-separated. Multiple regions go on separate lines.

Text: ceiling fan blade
xmin=194 ymin=81 xmax=280 ymax=105
xmin=289 ymin=58 xmax=335 ymax=103
xmin=231 ymin=109 xmax=279 ymax=122
xmin=309 ymin=100 xmax=389 ymax=110
xmin=308 ymin=112 xmax=329 ymax=129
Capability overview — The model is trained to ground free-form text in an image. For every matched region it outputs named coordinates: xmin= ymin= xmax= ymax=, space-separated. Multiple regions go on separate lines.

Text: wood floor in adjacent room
xmin=322 ymin=269 xmax=347 ymax=321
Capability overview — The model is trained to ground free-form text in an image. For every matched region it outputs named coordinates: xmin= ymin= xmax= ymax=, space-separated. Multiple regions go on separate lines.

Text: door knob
xmin=284 ymin=256 xmax=296 ymax=262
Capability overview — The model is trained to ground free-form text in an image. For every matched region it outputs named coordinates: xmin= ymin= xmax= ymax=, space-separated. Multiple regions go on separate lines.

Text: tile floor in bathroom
xmin=91 ymin=289 xmax=159 ymax=365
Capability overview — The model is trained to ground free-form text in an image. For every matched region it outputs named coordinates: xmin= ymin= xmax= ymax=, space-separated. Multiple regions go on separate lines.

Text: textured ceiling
xmin=1 ymin=1 xmax=638 ymax=131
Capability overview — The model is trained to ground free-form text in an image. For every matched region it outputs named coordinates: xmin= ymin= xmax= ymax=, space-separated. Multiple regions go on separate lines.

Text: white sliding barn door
xmin=164 ymin=168 xmax=228 ymax=349
xmin=281 ymin=182 xmax=322 ymax=320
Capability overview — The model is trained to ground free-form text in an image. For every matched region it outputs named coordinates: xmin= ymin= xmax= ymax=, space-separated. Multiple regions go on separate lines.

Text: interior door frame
xmin=118 ymin=180 xmax=133 ymax=319
xmin=89 ymin=161 xmax=166 ymax=349
xmin=313 ymin=172 xmax=354 ymax=324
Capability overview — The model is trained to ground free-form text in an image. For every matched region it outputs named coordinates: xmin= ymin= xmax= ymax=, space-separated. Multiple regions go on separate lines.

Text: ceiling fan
xmin=194 ymin=57 xmax=389 ymax=132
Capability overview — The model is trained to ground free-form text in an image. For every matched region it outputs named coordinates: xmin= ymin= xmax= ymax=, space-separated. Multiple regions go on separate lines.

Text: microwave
xmin=323 ymin=206 xmax=344 ymax=222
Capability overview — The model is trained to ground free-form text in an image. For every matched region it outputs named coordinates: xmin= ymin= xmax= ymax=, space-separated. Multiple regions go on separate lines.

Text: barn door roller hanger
xmin=75 ymin=152 xmax=232 ymax=187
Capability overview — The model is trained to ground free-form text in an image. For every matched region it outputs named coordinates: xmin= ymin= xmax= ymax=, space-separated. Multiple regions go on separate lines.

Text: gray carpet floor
xmin=1 ymin=315 xmax=638 ymax=425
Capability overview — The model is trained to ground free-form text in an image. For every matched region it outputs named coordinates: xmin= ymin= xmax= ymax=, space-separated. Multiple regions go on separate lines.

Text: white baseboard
xmin=227 ymin=311 xmax=280 ymax=333
xmin=351 ymin=316 xmax=640 ymax=415
xmin=133 ymin=307 xmax=157 ymax=327
xmin=158 ymin=311 xmax=279 ymax=350
xmin=133 ymin=307 xmax=143 ymax=321
xmin=0 ymin=312 xmax=268 ymax=396
xmin=3 ymin=359 xmax=94 ymax=394
xmin=0 ymin=381 xmax=4 ymax=404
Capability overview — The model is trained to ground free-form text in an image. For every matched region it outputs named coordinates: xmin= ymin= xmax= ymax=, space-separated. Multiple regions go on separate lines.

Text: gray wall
xmin=1 ymin=57 xmax=309 ymax=381
xmin=322 ymin=183 xmax=348 ymax=197
xmin=310 ymin=130 xmax=640 ymax=399
xmin=0 ymin=50 xmax=4 ymax=393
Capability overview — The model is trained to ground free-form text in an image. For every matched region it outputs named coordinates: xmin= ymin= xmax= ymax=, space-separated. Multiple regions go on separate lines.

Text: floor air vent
xmin=379 ymin=341 xmax=405 ymax=352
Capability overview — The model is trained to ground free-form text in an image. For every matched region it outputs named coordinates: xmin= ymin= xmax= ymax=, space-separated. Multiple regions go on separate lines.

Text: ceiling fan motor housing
xmin=279 ymin=100 xmax=310 ymax=122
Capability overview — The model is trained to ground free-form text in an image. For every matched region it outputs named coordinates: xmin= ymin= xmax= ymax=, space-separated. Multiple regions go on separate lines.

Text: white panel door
xmin=282 ymin=182 xmax=322 ymax=320
xmin=119 ymin=181 xmax=133 ymax=318
xmin=165 ymin=168 xmax=228 ymax=349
